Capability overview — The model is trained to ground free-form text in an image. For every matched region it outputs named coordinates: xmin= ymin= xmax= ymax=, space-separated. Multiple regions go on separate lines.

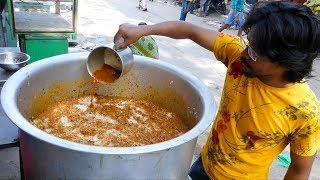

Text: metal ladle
xmin=86 ymin=38 xmax=134 ymax=83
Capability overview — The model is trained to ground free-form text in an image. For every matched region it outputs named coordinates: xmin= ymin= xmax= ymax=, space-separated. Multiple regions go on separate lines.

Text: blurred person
xmin=238 ymin=0 xmax=258 ymax=36
xmin=180 ymin=0 xmax=197 ymax=20
xmin=137 ymin=0 xmax=148 ymax=11
xmin=218 ymin=0 xmax=245 ymax=35
xmin=200 ymin=0 xmax=212 ymax=16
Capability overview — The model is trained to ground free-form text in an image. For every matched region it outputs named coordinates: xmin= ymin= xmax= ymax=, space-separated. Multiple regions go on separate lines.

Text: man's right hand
xmin=114 ymin=23 xmax=146 ymax=50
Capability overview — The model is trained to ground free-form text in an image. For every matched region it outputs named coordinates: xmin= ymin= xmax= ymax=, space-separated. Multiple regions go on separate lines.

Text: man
xmin=0 ymin=0 xmax=6 ymax=14
xmin=114 ymin=2 xmax=320 ymax=179
xmin=237 ymin=0 xmax=257 ymax=36
xmin=137 ymin=0 xmax=148 ymax=11
xmin=200 ymin=0 xmax=212 ymax=17
xmin=218 ymin=0 xmax=245 ymax=36
xmin=180 ymin=0 xmax=196 ymax=21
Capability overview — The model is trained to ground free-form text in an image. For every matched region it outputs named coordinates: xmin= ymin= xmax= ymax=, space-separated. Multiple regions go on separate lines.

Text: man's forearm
xmin=141 ymin=21 xmax=195 ymax=40
xmin=283 ymin=152 xmax=315 ymax=180
xmin=284 ymin=165 xmax=310 ymax=180
xmin=140 ymin=21 xmax=217 ymax=51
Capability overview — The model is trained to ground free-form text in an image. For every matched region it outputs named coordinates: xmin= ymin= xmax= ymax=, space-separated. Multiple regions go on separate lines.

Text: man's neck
xmin=258 ymin=76 xmax=295 ymax=88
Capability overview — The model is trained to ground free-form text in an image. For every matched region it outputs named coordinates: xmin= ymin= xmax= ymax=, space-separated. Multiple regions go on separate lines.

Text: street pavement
xmin=1 ymin=0 xmax=319 ymax=179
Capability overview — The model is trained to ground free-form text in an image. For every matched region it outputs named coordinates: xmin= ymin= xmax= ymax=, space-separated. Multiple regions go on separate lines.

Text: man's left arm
xmin=285 ymin=105 xmax=320 ymax=180
xmin=284 ymin=151 xmax=316 ymax=180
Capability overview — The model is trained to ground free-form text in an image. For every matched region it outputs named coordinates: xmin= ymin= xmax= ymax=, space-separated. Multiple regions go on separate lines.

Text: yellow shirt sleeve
xmin=290 ymin=107 xmax=320 ymax=156
xmin=213 ymin=33 xmax=244 ymax=67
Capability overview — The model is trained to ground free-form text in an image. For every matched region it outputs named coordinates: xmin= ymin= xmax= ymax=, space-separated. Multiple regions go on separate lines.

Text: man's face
xmin=240 ymin=36 xmax=286 ymax=82
xmin=240 ymin=48 xmax=261 ymax=78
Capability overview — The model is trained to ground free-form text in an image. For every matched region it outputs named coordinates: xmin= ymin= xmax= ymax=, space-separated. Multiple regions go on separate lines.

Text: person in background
xmin=245 ymin=0 xmax=257 ymax=4
xmin=180 ymin=0 xmax=196 ymax=21
xmin=0 ymin=0 xmax=6 ymax=14
xmin=218 ymin=0 xmax=245 ymax=36
xmin=200 ymin=0 xmax=212 ymax=17
xmin=137 ymin=0 xmax=148 ymax=11
xmin=237 ymin=0 xmax=258 ymax=36
xmin=114 ymin=2 xmax=320 ymax=179
xmin=190 ymin=0 xmax=199 ymax=14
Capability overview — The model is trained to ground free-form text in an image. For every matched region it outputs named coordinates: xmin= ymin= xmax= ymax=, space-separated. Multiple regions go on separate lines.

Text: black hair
xmin=243 ymin=1 xmax=320 ymax=83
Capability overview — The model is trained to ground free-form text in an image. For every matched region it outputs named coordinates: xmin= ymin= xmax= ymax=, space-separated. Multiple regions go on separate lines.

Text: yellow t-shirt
xmin=201 ymin=33 xmax=320 ymax=179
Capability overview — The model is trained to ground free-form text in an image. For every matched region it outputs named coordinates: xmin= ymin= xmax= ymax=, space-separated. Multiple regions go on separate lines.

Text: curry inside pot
xmin=28 ymin=72 xmax=197 ymax=147
xmin=30 ymin=94 xmax=189 ymax=147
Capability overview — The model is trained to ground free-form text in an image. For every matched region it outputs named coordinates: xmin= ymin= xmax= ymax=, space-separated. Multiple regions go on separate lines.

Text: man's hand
xmin=284 ymin=151 xmax=315 ymax=180
xmin=114 ymin=23 xmax=146 ymax=50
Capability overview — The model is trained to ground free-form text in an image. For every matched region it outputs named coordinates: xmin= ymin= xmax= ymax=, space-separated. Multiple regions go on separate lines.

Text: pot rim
xmin=1 ymin=53 xmax=216 ymax=154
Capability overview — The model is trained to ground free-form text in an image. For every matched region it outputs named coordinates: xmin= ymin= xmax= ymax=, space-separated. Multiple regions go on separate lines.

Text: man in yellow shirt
xmin=114 ymin=1 xmax=320 ymax=179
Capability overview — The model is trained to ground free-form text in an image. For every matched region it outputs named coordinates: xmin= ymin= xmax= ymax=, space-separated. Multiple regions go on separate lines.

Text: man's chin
xmin=243 ymin=71 xmax=257 ymax=78
xmin=243 ymin=65 xmax=257 ymax=78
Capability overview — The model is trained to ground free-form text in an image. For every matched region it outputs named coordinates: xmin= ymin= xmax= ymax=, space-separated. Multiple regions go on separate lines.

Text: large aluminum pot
xmin=1 ymin=53 xmax=216 ymax=179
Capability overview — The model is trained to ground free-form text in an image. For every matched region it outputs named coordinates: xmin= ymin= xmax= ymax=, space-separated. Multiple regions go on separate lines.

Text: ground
xmin=1 ymin=0 xmax=320 ymax=179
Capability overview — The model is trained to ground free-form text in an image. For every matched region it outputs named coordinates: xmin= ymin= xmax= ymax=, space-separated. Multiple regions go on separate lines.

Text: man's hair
xmin=243 ymin=2 xmax=320 ymax=83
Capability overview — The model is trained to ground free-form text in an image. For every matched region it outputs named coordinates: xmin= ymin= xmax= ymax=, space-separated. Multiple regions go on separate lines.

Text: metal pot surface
xmin=1 ymin=53 xmax=216 ymax=179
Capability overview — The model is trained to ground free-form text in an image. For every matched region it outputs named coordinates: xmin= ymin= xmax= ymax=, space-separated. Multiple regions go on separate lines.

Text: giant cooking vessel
xmin=1 ymin=53 xmax=216 ymax=179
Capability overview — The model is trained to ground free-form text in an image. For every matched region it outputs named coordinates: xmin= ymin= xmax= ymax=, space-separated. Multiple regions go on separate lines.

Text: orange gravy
xmin=31 ymin=95 xmax=189 ymax=147
xmin=93 ymin=64 xmax=121 ymax=83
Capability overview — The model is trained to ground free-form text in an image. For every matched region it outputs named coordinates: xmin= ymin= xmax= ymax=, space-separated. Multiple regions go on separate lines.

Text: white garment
xmin=138 ymin=0 xmax=147 ymax=9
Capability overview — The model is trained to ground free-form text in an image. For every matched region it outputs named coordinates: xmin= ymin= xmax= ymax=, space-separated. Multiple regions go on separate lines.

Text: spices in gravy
xmin=31 ymin=95 xmax=189 ymax=147
xmin=93 ymin=64 xmax=121 ymax=83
